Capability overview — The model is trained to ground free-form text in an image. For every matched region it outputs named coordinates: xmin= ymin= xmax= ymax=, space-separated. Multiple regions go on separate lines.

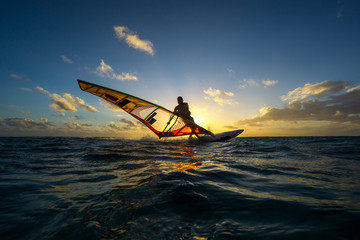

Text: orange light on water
xmin=173 ymin=161 xmax=201 ymax=173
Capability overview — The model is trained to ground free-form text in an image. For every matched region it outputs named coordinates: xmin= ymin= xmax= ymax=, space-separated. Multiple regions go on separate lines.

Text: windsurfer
xmin=174 ymin=96 xmax=192 ymax=120
xmin=173 ymin=96 xmax=213 ymax=138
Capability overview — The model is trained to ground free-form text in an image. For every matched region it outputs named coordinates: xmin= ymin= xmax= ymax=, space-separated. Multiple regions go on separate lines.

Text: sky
xmin=1 ymin=0 xmax=359 ymax=138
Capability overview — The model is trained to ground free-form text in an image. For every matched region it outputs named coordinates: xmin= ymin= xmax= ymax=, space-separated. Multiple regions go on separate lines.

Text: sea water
xmin=0 ymin=137 xmax=359 ymax=239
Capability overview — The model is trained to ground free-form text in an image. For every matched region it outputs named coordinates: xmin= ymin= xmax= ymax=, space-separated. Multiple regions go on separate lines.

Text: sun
xmin=193 ymin=117 xmax=203 ymax=126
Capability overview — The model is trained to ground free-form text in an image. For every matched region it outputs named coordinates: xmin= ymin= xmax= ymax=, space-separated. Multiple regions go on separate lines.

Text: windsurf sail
xmin=77 ymin=79 xmax=209 ymax=138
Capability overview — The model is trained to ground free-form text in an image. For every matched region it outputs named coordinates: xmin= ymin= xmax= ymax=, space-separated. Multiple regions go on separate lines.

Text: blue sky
xmin=1 ymin=0 xmax=359 ymax=137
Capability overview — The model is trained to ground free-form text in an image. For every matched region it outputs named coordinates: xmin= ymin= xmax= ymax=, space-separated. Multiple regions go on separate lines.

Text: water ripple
xmin=0 ymin=137 xmax=359 ymax=239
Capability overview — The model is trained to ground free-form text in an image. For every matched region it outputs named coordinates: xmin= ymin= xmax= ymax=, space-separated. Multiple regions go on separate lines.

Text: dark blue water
xmin=0 ymin=137 xmax=359 ymax=239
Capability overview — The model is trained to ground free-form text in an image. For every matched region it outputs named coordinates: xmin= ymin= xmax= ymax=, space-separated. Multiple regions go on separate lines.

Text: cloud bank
xmin=234 ymin=81 xmax=360 ymax=131
xmin=0 ymin=117 xmax=54 ymax=129
xmin=95 ymin=59 xmax=138 ymax=81
xmin=64 ymin=122 xmax=92 ymax=130
xmin=114 ymin=26 xmax=154 ymax=56
xmin=0 ymin=117 xmax=146 ymax=138
xmin=281 ymin=80 xmax=351 ymax=102
xmin=107 ymin=118 xmax=144 ymax=132
xmin=35 ymin=87 xmax=98 ymax=112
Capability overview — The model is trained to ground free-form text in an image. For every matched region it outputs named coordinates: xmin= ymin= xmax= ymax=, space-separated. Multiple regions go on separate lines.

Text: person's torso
xmin=176 ymin=103 xmax=191 ymax=117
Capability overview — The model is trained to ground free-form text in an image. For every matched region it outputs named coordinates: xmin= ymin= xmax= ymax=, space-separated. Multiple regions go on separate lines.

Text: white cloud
xmin=204 ymin=87 xmax=234 ymax=97
xmin=262 ymin=79 xmax=279 ymax=87
xmin=63 ymin=93 xmax=98 ymax=112
xmin=10 ymin=73 xmax=31 ymax=81
xmin=234 ymin=81 xmax=360 ymax=127
xmin=213 ymin=96 xmax=238 ymax=106
xmin=60 ymin=55 xmax=73 ymax=64
xmin=347 ymin=85 xmax=360 ymax=93
xmin=95 ymin=59 xmax=138 ymax=81
xmin=35 ymin=86 xmax=98 ymax=112
xmin=35 ymin=86 xmax=50 ymax=95
xmin=240 ymin=78 xmax=279 ymax=88
xmin=114 ymin=26 xmax=154 ymax=56
xmin=20 ymin=87 xmax=32 ymax=92
xmin=204 ymin=87 xmax=237 ymax=106
xmin=49 ymin=93 xmax=77 ymax=112
xmin=281 ymin=80 xmax=351 ymax=102
xmin=240 ymin=78 xmax=259 ymax=88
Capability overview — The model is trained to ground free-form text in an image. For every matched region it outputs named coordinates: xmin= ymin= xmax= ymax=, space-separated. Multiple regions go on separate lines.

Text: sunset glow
xmin=1 ymin=1 xmax=359 ymax=137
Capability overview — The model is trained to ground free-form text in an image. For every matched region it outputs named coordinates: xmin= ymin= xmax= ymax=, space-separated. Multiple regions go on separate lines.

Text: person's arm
xmin=174 ymin=105 xmax=179 ymax=113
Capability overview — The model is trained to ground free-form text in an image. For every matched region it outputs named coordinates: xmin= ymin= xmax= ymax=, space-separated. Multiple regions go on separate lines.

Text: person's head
xmin=177 ymin=96 xmax=183 ymax=104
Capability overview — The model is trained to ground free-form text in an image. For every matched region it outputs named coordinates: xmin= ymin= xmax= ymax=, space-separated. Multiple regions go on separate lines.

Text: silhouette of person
xmin=173 ymin=96 xmax=216 ymax=139
xmin=172 ymin=96 xmax=199 ymax=138
xmin=174 ymin=96 xmax=192 ymax=120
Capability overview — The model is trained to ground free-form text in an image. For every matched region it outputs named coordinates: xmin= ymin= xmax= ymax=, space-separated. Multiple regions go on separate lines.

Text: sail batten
xmin=77 ymin=79 xmax=209 ymax=138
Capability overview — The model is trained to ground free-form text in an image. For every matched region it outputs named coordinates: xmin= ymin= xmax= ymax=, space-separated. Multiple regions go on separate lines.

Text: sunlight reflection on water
xmin=1 ymin=137 xmax=359 ymax=239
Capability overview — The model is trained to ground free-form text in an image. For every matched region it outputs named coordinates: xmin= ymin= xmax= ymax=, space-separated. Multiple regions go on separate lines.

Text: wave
xmin=0 ymin=136 xmax=359 ymax=239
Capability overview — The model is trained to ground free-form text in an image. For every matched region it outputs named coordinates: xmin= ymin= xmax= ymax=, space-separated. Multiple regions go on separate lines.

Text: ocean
xmin=0 ymin=136 xmax=359 ymax=239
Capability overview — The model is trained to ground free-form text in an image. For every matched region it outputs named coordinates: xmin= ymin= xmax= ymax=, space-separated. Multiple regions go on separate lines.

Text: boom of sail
xmin=77 ymin=79 xmax=209 ymax=138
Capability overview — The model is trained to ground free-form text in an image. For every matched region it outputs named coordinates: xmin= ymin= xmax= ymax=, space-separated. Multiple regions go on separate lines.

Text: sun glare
xmin=194 ymin=117 xmax=203 ymax=126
